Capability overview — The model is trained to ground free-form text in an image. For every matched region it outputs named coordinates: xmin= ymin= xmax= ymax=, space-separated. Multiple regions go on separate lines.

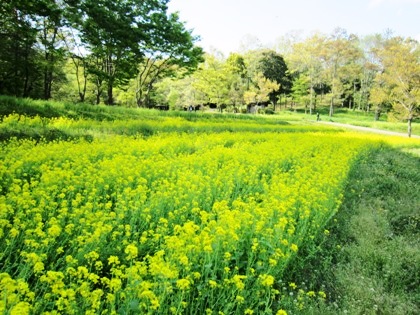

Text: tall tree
xmin=256 ymin=51 xmax=290 ymax=108
xmin=371 ymin=37 xmax=420 ymax=137
xmin=71 ymin=0 xmax=151 ymax=104
xmin=354 ymin=34 xmax=383 ymax=112
xmin=66 ymin=0 xmax=202 ymax=105
xmin=36 ymin=0 xmax=67 ymax=100
xmin=225 ymin=53 xmax=247 ymax=110
xmin=0 ymin=1 xmax=45 ymax=98
xmin=320 ymin=28 xmax=362 ymax=117
xmin=135 ymin=12 xmax=203 ymax=107
xmin=291 ymin=74 xmax=310 ymax=112
xmin=61 ymin=27 xmax=90 ymax=102
xmin=243 ymin=72 xmax=280 ymax=108
xmin=192 ymin=53 xmax=230 ymax=110
xmin=287 ymin=33 xmax=326 ymax=114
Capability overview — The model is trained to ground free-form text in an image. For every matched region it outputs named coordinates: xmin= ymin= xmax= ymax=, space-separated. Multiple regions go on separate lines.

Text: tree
xmin=60 ymin=26 xmax=91 ymax=103
xmin=69 ymin=0 xmax=149 ymax=104
xmin=243 ymin=72 xmax=280 ymax=108
xmin=371 ymin=37 xmax=420 ymax=137
xmin=287 ymin=33 xmax=326 ymax=114
xmin=320 ymin=28 xmax=363 ymax=117
xmin=256 ymin=51 xmax=290 ymax=108
xmin=135 ymin=12 xmax=203 ymax=107
xmin=65 ymin=0 xmax=202 ymax=105
xmin=192 ymin=53 xmax=230 ymax=111
xmin=0 ymin=0 xmax=48 ymax=98
xmin=35 ymin=0 xmax=67 ymax=100
xmin=354 ymin=34 xmax=383 ymax=112
xmin=291 ymin=74 xmax=310 ymax=112
xmin=225 ymin=53 xmax=248 ymax=111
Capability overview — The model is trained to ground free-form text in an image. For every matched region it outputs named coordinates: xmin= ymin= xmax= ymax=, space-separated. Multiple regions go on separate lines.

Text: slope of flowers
xmin=1 ymin=132 xmax=374 ymax=314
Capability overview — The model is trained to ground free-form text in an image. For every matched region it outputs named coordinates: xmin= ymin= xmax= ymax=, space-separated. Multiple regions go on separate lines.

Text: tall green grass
xmin=284 ymin=145 xmax=420 ymax=314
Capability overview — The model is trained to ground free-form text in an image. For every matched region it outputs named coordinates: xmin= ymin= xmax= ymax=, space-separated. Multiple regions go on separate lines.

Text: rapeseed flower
xmin=1 ymin=129 xmax=395 ymax=313
xmin=176 ymin=278 xmax=191 ymax=290
xmin=124 ymin=244 xmax=138 ymax=260
xmin=259 ymin=274 xmax=275 ymax=287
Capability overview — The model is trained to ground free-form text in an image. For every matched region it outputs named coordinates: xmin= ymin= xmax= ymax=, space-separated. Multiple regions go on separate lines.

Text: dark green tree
xmin=0 ymin=1 xmax=43 ymax=97
xmin=69 ymin=0 xmax=150 ymax=104
xmin=65 ymin=0 xmax=202 ymax=106
xmin=0 ymin=0 xmax=70 ymax=99
xmin=135 ymin=12 xmax=203 ymax=107
xmin=256 ymin=51 xmax=291 ymax=108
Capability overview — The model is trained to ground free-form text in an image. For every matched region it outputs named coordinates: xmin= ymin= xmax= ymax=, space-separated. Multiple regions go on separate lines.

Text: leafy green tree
xmin=287 ymin=33 xmax=325 ymax=114
xmin=225 ymin=53 xmax=248 ymax=111
xmin=371 ymin=37 xmax=420 ymax=137
xmin=320 ymin=29 xmax=363 ymax=117
xmin=244 ymin=72 xmax=279 ymax=108
xmin=135 ymin=12 xmax=203 ymax=107
xmin=0 ymin=1 xmax=49 ymax=98
xmin=69 ymin=0 xmax=150 ymax=104
xmin=256 ymin=51 xmax=290 ymax=108
xmin=60 ymin=26 xmax=91 ymax=102
xmin=353 ymin=34 xmax=384 ymax=112
xmin=291 ymin=74 xmax=310 ymax=112
xmin=65 ymin=0 xmax=202 ymax=105
xmin=192 ymin=53 xmax=230 ymax=110
xmin=36 ymin=1 xmax=67 ymax=100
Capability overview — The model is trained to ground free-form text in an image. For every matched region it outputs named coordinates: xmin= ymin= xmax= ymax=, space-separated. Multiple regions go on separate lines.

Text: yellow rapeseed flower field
xmin=0 ymin=129 xmax=418 ymax=314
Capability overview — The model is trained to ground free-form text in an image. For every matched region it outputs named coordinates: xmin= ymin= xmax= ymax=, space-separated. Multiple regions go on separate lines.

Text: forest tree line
xmin=153 ymin=29 xmax=418 ymax=134
xmin=0 ymin=0 xmax=204 ymax=105
xmin=1 ymin=2 xmax=419 ymax=134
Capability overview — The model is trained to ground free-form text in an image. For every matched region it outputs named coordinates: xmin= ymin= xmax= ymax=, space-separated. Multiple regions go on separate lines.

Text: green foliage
xmin=370 ymin=37 xmax=420 ymax=136
xmin=284 ymin=145 xmax=420 ymax=314
xmin=291 ymin=75 xmax=310 ymax=105
xmin=257 ymin=50 xmax=291 ymax=96
xmin=0 ymin=0 xmax=202 ymax=105
xmin=0 ymin=0 xmax=44 ymax=98
xmin=244 ymin=72 xmax=280 ymax=105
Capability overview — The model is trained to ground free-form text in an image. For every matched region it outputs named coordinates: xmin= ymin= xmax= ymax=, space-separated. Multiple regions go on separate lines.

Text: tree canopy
xmin=371 ymin=37 xmax=420 ymax=137
xmin=0 ymin=0 xmax=203 ymax=104
xmin=1 ymin=3 xmax=419 ymax=135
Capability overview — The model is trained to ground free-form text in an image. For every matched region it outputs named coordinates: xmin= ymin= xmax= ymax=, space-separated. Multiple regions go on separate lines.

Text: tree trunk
xmin=96 ymin=92 xmax=101 ymax=105
xmin=374 ymin=109 xmax=381 ymax=121
xmin=42 ymin=22 xmax=59 ymax=100
xmin=309 ymin=82 xmax=314 ymax=115
xmin=44 ymin=61 xmax=53 ymax=100
xmin=408 ymin=117 xmax=412 ymax=138
xmin=329 ymin=97 xmax=334 ymax=117
xmin=23 ymin=41 xmax=31 ymax=97
xmin=74 ymin=59 xmax=88 ymax=103
xmin=107 ymin=82 xmax=114 ymax=105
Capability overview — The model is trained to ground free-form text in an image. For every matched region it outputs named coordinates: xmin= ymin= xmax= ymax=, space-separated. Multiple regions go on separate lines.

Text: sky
xmin=167 ymin=0 xmax=420 ymax=55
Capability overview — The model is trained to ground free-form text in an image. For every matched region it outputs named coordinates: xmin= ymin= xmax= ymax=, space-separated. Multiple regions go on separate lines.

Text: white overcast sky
xmin=168 ymin=0 xmax=420 ymax=55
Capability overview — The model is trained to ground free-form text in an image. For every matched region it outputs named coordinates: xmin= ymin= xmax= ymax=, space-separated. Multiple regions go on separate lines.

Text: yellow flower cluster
xmin=2 ymin=129 xmax=414 ymax=313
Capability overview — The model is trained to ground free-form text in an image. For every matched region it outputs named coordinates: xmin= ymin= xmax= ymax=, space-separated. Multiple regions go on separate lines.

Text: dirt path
xmin=316 ymin=121 xmax=420 ymax=139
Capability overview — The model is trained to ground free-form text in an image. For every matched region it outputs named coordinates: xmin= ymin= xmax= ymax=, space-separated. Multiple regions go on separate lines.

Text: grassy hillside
xmin=1 ymin=96 xmax=418 ymax=143
xmin=0 ymin=96 xmax=340 ymax=142
xmin=0 ymin=96 xmax=419 ymax=314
